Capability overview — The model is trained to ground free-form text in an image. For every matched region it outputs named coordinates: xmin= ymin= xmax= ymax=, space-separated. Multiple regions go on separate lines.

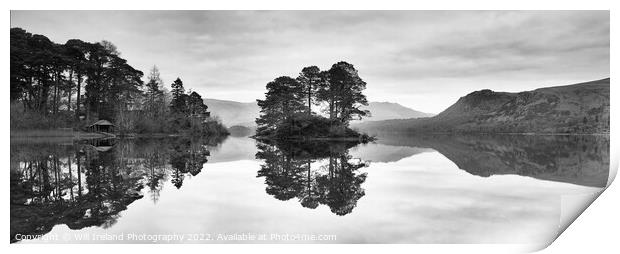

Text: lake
xmin=10 ymin=134 xmax=609 ymax=244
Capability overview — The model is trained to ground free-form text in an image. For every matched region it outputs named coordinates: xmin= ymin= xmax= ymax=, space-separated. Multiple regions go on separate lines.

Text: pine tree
xmin=256 ymin=76 xmax=304 ymax=135
xmin=145 ymin=66 xmax=165 ymax=118
xmin=297 ymin=66 xmax=322 ymax=115
xmin=170 ymin=78 xmax=187 ymax=113
xmin=187 ymin=91 xmax=208 ymax=116
xmin=317 ymin=61 xmax=369 ymax=124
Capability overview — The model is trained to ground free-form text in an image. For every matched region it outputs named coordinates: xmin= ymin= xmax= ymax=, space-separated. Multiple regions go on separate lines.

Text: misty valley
xmin=10 ymin=133 xmax=609 ymax=243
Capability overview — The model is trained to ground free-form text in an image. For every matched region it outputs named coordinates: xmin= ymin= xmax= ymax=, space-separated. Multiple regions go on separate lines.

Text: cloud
xmin=10 ymin=11 xmax=609 ymax=113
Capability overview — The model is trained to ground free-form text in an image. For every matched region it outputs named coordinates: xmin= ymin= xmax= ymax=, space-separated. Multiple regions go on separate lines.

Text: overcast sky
xmin=11 ymin=11 xmax=609 ymax=113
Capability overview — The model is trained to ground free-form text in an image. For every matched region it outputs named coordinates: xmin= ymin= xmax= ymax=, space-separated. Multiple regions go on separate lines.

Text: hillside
xmin=204 ymin=98 xmax=259 ymax=127
xmin=357 ymin=102 xmax=434 ymax=122
xmin=354 ymin=78 xmax=610 ymax=134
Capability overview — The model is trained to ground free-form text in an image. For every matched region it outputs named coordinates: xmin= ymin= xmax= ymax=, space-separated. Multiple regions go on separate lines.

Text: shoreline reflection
xmin=10 ymin=136 xmax=226 ymax=243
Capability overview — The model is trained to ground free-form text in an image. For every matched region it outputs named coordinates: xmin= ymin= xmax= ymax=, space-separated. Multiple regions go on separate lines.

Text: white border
xmin=2 ymin=1 xmax=617 ymax=254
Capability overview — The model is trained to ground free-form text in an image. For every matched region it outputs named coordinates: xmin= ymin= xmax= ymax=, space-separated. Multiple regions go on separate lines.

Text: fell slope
xmin=358 ymin=102 xmax=434 ymax=122
xmin=355 ymin=78 xmax=610 ymax=134
xmin=203 ymin=98 xmax=259 ymax=127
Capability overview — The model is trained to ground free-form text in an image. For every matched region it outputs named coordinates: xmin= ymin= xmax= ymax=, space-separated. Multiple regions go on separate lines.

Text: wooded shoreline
xmin=10 ymin=27 xmax=229 ymax=137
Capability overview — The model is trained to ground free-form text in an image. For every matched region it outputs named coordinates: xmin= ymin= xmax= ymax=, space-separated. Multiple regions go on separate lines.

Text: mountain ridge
xmin=354 ymin=78 xmax=610 ymax=134
xmin=203 ymin=98 xmax=260 ymax=127
xmin=358 ymin=101 xmax=434 ymax=121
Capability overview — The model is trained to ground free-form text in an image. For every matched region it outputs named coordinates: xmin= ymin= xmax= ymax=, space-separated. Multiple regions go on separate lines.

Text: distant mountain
xmin=205 ymin=98 xmax=431 ymax=127
xmin=357 ymin=102 xmax=434 ymax=122
xmin=354 ymin=78 xmax=610 ymax=134
xmin=204 ymin=99 xmax=259 ymax=127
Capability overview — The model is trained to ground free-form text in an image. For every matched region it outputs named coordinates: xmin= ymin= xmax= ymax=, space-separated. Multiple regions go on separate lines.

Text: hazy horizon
xmin=10 ymin=10 xmax=609 ymax=113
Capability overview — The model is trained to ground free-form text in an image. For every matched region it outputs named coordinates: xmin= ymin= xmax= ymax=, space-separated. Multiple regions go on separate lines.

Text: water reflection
xmin=255 ymin=140 xmax=369 ymax=215
xmin=369 ymin=134 xmax=610 ymax=187
xmin=10 ymin=136 xmax=225 ymax=243
xmin=9 ymin=133 xmax=610 ymax=244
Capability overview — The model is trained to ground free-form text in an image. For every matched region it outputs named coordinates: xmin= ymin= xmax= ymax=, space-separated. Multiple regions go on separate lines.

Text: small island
xmin=253 ymin=62 xmax=373 ymax=142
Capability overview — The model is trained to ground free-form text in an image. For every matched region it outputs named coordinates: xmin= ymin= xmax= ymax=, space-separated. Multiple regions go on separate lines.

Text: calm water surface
xmin=10 ymin=134 xmax=609 ymax=244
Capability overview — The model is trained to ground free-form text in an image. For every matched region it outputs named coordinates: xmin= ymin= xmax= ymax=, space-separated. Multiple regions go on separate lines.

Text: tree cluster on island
xmin=10 ymin=27 xmax=228 ymax=136
xmin=255 ymin=61 xmax=373 ymax=141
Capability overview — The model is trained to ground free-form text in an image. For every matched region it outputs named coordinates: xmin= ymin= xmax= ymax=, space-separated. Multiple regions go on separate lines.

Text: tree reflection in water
xmin=10 ymin=136 xmax=225 ymax=243
xmin=255 ymin=140 xmax=370 ymax=216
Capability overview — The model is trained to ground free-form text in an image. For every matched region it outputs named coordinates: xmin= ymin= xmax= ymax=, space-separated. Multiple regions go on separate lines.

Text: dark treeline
xmin=255 ymin=61 xmax=371 ymax=140
xmin=256 ymin=140 xmax=369 ymax=215
xmin=10 ymin=137 xmax=223 ymax=242
xmin=10 ymin=27 xmax=227 ymax=135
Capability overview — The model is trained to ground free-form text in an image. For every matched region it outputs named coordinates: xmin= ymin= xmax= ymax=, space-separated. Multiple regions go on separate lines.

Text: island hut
xmin=87 ymin=120 xmax=115 ymax=133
